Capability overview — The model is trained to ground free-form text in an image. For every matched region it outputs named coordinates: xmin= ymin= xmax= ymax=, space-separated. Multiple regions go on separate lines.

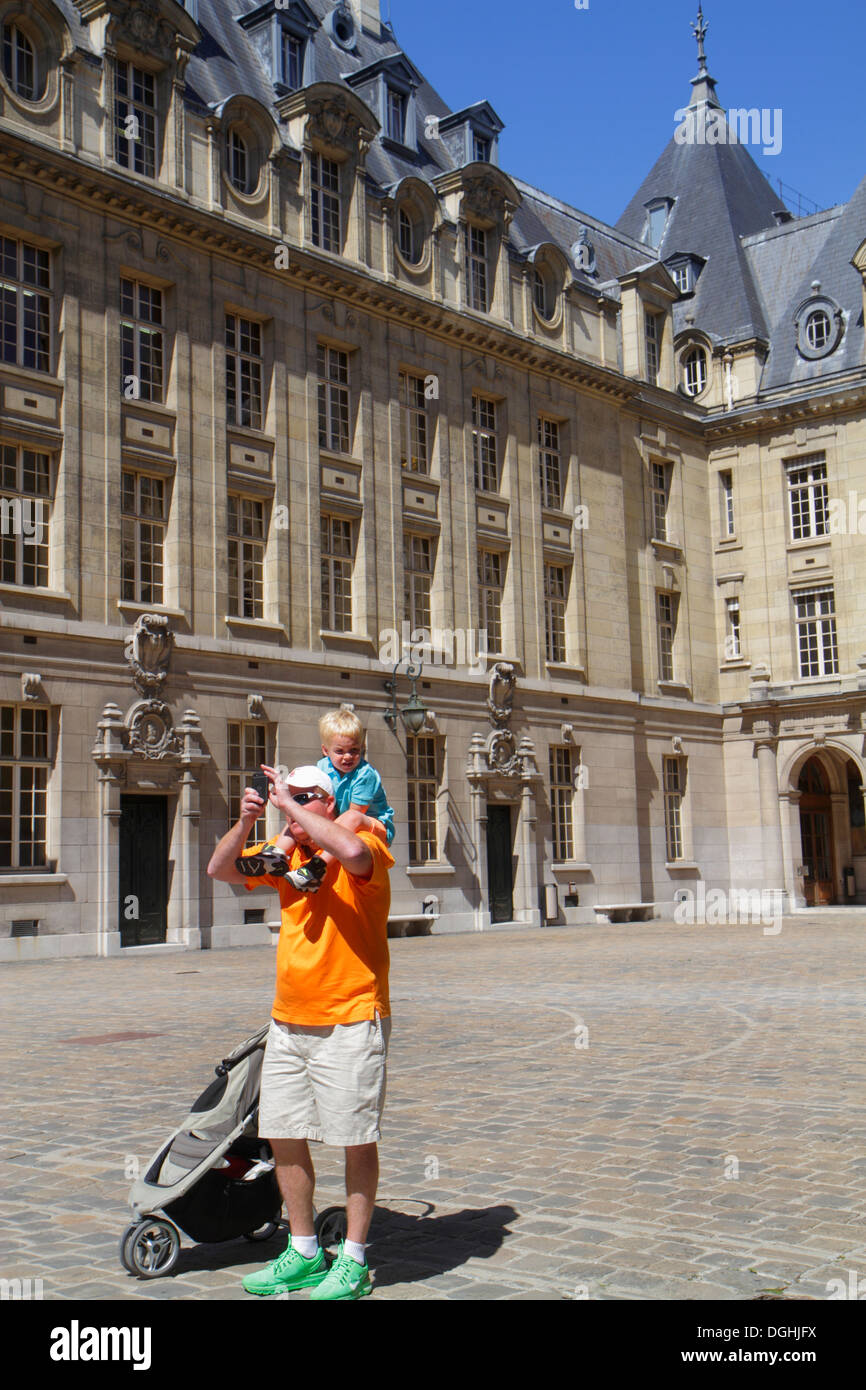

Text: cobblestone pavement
xmin=1 ymin=913 xmax=864 ymax=1302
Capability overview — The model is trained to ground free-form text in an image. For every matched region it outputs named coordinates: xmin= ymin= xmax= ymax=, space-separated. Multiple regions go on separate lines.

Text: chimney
xmin=347 ymin=0 xmax=382 ymax=37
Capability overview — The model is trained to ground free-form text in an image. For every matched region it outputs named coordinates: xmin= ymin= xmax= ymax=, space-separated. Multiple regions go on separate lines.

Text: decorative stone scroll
xmin=124 ymin=613 xmax=174 ymax=698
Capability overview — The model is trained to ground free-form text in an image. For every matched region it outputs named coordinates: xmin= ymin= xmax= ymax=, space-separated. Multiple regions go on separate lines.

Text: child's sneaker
xmin=286 ymin=856 xmax=327 ymax=892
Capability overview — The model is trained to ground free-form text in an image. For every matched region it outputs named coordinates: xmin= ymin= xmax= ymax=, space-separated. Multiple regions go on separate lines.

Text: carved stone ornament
xmin=125 ymin=614 xmax=174 ymax=697
xmin=572 ymin=226 xmax=597 ymax=276
xmin=126 ymin=700 xmax=182 ymax=760
xmin=21 ymin=673 xmax=42 ymax=701
xmin=107 ymin=0 xmax=177 ymax=65
xmin=307 ymin=96 xmax=375 ymax=158
xmin=485 ymin=727 xmax=521 ymax=776
xmin=463 ymin=175 xmax=511 ymax=228
xmin=487 ymin=662 xmax=516 ymax=728
xmin=248 ymin=693 xmax=265 ymax=720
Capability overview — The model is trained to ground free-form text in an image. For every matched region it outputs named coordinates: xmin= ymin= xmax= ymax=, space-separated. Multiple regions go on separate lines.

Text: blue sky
xmin=387 ymin=0 xmax=865 ymax=226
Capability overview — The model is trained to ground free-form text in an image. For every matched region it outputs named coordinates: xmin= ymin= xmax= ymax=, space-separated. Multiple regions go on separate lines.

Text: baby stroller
xmin=119 ymin=1023 xmax=347 ymax=1278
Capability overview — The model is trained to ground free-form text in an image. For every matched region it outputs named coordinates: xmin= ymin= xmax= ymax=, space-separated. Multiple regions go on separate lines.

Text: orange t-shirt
xmin=244 ymin=831 xmax=393 ymax=1026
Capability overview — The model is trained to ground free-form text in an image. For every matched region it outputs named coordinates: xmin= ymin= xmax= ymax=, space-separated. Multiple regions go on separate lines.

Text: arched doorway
xmin=798 ymin=757 xmax=835 ymax=905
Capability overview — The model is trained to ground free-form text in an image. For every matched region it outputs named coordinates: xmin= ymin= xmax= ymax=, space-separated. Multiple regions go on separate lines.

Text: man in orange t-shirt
xmin=207 ymin=763 xmax=393 ymax=1301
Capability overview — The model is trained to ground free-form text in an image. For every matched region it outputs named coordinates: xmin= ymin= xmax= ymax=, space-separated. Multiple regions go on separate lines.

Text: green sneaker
xmin=242 ymin=1239 xmax=328 ymax=1296
xmin=309 ymin=1242 xmax=373 ymax=1301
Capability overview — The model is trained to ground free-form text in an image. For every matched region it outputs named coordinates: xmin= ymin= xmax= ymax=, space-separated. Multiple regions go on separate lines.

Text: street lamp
xmin=383 ymin=658 xmax=428 ymax=736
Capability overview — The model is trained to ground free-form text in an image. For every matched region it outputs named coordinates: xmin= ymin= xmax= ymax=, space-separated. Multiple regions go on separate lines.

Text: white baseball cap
xmin=285 ymin=765 xmax=334 ymax=797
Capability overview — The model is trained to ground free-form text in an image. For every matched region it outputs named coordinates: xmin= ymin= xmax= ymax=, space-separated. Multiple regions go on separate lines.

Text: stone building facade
xmin=1 ymin=0 xmax=865 ymax=959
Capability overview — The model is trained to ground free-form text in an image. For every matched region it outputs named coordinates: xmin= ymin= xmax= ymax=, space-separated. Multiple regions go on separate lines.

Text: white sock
xmin=343 ymin=1239 xmax=366 ymax=1266
xmin=291 ymin=1234 xmax=319 ymax=1258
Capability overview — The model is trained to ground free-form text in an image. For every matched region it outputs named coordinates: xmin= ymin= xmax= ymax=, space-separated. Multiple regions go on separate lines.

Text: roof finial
xmin=691 ymin=5 xmax=709 ymax=75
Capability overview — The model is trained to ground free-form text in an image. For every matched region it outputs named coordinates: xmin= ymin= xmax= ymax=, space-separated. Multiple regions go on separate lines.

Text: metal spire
xmin=691 ymin=5 xmax=709 ymax=75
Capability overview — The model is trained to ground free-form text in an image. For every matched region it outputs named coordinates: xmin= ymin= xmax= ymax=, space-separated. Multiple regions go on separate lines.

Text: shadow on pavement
xmin=122 ymin=1201 xmax=519 ymax=1289
xmin=367 ymin=1202 xmax=519 ymax=1288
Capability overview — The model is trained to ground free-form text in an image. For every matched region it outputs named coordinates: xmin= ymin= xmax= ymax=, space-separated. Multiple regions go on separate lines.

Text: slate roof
xmin=58 ymin=1 xmax=864 ymax=394
xmin=744 ymin=176 xmax=866 ymax=391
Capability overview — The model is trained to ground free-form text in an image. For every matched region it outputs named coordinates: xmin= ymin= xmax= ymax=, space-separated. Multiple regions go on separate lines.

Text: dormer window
xmin=465 ymin=225 xmax=489 ymax=312
xmin=310 ymin=152 xmax=341 ymax=252
xmin=473 ymin=134 xmax=492 ymax=163
xmin=114 ymin=61 xmax=158 ymax=179
xmin=438 ymin=102 xmax=504 ymax=169
xmin=238 ymin=3 xmax=318 ymax=93
xmin=794 ymin=289 xmax=844 ymax=360
xmin=347 ymin=55 xmax=421 ymax=153
xmin=282 ymin=32 xmax=304 ymax=89
xmin=643 ymin=199 xmax=673 ymax=251
xmin=386 ymin=87 xmax=407 ymax=144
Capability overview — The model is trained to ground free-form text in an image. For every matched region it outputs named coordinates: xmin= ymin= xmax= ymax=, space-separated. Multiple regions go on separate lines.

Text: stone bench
xmin=592 ymin=903 xmax=655 ymax=924
xmin=387 ymin=914 xmax=438 ymax=938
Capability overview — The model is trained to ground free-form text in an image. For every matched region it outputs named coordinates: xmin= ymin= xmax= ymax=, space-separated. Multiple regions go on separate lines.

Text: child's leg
xmin=286 ymin=813 xmax=382 ymax=891
xmin=317 ymin=811 xmax=384 ymax=865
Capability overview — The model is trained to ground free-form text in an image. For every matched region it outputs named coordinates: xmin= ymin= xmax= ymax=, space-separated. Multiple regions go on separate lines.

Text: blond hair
xmin=319 ymin=708 xmax=365 ymax=747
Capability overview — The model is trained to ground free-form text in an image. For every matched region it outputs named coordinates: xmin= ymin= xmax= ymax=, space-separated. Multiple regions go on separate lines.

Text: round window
xmin=805 ymin=309 xmax=831 ymax=352
xmin=329 ymin=6 xmax=356 ymax=49
xmin=796 ymin=296 xmax=842 ymax=360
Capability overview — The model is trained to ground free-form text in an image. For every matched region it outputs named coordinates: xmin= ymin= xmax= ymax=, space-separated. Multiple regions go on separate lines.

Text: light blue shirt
xmin=318 ymin=756 xmax=395 ymax=845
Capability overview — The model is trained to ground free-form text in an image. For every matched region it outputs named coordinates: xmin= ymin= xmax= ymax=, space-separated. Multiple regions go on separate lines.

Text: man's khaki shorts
xmin=258 ymin=1013 xmax=391 ymax=1147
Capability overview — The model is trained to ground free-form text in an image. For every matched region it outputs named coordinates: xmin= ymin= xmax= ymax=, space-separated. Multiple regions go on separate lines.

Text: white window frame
xmin=0 ymin=235 xmax=52 ymax=373
xmin=786 ymin=456 xmax=828 ymax=541
xmin=794 ymin=587 xmax=839 ymax=678
xmin=318 ymin=345 xmax=351 ymax=455
xmin=321 ymin=513 xmax=354 ymax=632
xmin=227 ymin=494 xmax=266 ymax=620
xmin=0 ymin=704 xmax=50 ymax=869
xmin=0 ymin=442 xmax=50 ymax=588
xmin=225 ymin=314 xmax=263 ymax=430
xmin=407 ymin=735 xmax=440 ymax=864
xmin=121 ymin=469 xmax=166 ymax=605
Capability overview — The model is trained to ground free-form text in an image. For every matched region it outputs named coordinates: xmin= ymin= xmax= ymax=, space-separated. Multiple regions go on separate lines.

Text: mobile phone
xmin=250 ymin=771 xmax=270 ymax=804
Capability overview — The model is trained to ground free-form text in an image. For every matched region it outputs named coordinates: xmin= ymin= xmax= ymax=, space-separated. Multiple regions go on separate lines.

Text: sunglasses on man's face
xmin=290 ymin=791 xmax=326 ymax=806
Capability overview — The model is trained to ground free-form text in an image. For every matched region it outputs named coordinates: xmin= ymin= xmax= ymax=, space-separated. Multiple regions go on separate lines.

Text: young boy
xmin=276 ymin=709 xmax=395 ymax=893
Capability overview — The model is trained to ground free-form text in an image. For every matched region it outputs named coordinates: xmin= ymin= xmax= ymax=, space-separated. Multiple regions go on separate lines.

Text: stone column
xmin=830 ymin=792 xmax=850 ymax=901
xmin=173 ymin=710 xmax=206 ymax=948
xmin=754 ymin=735 xmax=786 ymax=897
xmin=515 ymin=736 xmax=541 ymax=926
xmin=92 ymin=703 xmax=129 ymax=956
xmin=466 ymin=733 xmax=488 ymax=931
xmin=779 ymin=787 xmax=805 ymax=910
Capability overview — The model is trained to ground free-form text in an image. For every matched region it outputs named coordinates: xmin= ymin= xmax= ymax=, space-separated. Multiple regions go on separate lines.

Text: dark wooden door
xmin=119 ymin=796 xmax=168 ymax=946
xmin=486 ymin=805 xmax=514 ymax=924
xmin=800 ymin=810 xmax=835 ymax=906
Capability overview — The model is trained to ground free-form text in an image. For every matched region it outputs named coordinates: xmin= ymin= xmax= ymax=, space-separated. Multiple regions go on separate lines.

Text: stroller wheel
xmin=315 ymin=1206 xmax=347 ymax=1249
xmin=243 ymin=1220 xmax=281 ymax=1243
xmin=121 ymin=1218 xmax=181 ymax=1278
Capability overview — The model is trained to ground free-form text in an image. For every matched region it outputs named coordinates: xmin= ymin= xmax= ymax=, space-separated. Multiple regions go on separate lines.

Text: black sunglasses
xmin=291 ymin=791 xmax=327 ymax=806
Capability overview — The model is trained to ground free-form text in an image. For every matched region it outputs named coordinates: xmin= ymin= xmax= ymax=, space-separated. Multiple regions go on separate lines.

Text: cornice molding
xmin=0 ymin=135 xmax=641 ymax=407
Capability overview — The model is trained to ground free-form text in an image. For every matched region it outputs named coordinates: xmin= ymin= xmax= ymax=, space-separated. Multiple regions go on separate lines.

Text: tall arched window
xmin=228 ymin=129 xmax=249 ymax=194
xmin=683 ymin=346 xmax=707 ymax=396
xmin=2 ymin=22 xmax=37 ymax=99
